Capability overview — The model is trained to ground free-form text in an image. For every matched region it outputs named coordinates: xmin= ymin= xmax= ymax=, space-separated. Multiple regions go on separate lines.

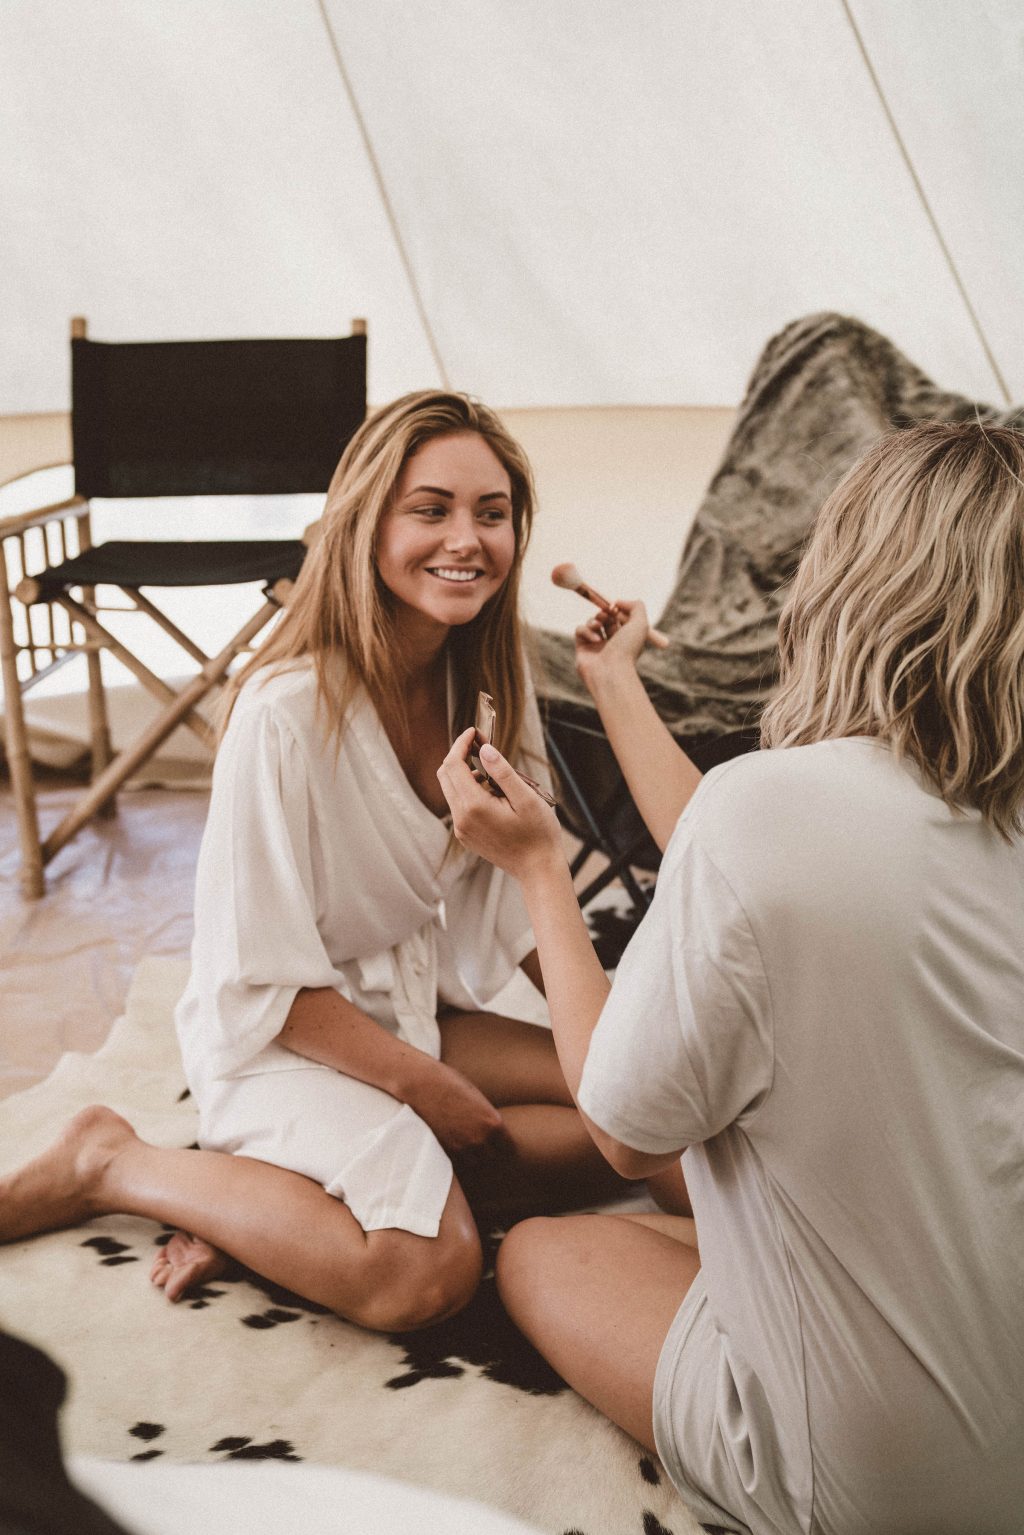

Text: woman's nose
xmin=443 ymin=513 xmax=481 ymax=553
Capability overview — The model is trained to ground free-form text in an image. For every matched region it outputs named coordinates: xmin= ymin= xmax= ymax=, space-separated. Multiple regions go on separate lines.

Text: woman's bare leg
xmin=439 ymin=1011 xmax=632 ymax=1217
xmin=0 ymin=1106 xmax=481 ymax=1331
xmin=496 ymin=1213 xmax=700 ymax=1450
xmin=646 ymin=1160 xmax=693 ymax=1217
xmin=438 ymin=1010 xmax=577 ymax=1106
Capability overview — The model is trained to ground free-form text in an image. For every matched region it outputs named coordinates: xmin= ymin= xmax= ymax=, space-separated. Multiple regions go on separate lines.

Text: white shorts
xmin=195 ymin=1064 xmax=454 ymax=1239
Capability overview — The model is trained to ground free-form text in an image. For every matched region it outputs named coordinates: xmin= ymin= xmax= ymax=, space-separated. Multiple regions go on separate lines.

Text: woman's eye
xmin=413 ymin=505 xmax=447 ymax=519
xmin=479 ymin=508 xmax=509 ymax=524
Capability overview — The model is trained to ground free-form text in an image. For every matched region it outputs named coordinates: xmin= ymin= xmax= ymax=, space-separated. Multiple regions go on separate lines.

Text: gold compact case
xmin=469 ymin=690 xmax=557 ymax=808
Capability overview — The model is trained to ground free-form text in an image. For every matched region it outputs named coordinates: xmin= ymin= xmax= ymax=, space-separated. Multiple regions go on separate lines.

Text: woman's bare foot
xmin=150 ymin=1231 xmax=229 ymax=1303
xmin=0 ymin=1104 xmax=136 ymax=1242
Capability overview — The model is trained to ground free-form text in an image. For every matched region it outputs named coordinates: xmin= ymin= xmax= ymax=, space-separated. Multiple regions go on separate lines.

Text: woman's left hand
xmin=437 ymin=728 xmax=564 ymax=880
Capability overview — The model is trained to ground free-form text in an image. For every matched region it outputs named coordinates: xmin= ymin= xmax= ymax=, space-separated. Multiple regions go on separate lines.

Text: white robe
xmin=173 ymin=659 xmax=546 ymax=1236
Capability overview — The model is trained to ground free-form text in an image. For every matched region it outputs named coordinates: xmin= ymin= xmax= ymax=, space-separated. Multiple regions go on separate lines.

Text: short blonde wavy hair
xmin=761 ymin=421 xmax=1024 ymax=838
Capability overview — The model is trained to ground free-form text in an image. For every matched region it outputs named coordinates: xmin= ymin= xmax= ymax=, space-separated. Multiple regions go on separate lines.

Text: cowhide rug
xmin=0 ymin=956 xmax=701 ymax=1535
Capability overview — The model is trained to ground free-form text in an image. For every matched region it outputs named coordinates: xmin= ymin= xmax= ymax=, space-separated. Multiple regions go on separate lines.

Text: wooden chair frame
xmin=1 ymin=316 xmax=365 ymax=898
xmin=0 ymin=490 xmax=295 ymax=899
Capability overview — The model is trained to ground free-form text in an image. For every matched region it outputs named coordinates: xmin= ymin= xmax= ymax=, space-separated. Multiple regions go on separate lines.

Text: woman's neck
xmin=390 ymin=608 xmax=450 ymax=690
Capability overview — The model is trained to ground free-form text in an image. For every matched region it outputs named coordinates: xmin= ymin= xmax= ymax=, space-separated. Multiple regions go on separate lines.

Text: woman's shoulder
xmin=679 ymin=737 xmax=911 ymax=848
xmin=224 ymin=660 xmax=322 ymax=746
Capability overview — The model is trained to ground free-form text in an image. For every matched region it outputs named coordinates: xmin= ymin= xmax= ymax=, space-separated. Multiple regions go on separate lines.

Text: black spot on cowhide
xmin=241 ymin=1307 xmax=303 ymax=1330
xmin=129 ymin=1450 xmax=163 ymax=1462
xmin=176 ymin=1088 xmax=191 ymax=1102
xmin=639 ymin=1456 xmax=661 ymax=1486
xmin=642 ymin=1512 xmax=676 ymax=1535
xmin=385 ymin=1232 xmax=566 ymax=1395
xmin=81 ymin=1236 xmax=139 ymax=1267
xmin=128 ymin=1423 xmax=164 ymax=1442
xmin=186 ymin=1285 xmax=226 ymax=1310
xmin=584 ymin=897 xmax=650 ymax=970
xmin=209 ymin=1436 xmax=302 ymax=1462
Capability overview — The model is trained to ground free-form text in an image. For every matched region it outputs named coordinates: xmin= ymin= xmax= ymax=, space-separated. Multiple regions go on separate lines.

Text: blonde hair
xmin=761 ymin=422 xmax=1024 ymax=838
xmin=222 ymin=391 xmax=537 ymax=762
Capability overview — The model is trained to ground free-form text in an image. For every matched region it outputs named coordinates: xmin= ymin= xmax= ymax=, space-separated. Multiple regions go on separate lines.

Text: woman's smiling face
xmin=376 ymin=431 xmax=516 ymax=639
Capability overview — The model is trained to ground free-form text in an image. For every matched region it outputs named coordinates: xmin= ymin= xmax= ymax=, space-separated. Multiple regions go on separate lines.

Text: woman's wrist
xmin=582 ymin=653 xmax=643 ymax=706
xmin=386 ymin=1040 xmax=446 ymax=1107
xmin=518 ymin=844 xmax=576 ymax=907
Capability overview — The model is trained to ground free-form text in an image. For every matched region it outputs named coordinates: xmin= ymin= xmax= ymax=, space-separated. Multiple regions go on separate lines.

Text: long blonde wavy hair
xmin=222 ymin=391 xmax=537 ymax=762
xmin=760 ymin=421 xmax=1024 ymax=838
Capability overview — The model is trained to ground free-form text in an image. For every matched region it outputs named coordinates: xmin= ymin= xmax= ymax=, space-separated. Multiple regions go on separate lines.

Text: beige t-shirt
xmin=579 ymin=738 xmax=1024 ymax=1535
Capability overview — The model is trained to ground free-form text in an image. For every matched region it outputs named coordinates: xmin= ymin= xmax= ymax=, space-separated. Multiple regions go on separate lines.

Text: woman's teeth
xmin=427 ymin=568 xmax=480 ymax=583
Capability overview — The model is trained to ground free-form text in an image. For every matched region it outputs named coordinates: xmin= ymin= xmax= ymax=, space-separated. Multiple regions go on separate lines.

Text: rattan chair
xmin=0 ymin=318 xmax=367 ymax=897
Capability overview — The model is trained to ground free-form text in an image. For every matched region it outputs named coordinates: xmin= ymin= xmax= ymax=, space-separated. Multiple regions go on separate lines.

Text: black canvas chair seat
xmin=542 ymin=693 xmax=760 ymax=932
xmin=25 ymin=540 xmax=307 ymax=604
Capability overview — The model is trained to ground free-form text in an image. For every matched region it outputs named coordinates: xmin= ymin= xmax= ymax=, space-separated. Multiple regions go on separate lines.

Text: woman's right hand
xmin=574 ymin=598 xmax=650 ymax=694
xmin=408 ymin=1058 xmax=511 ymax=1160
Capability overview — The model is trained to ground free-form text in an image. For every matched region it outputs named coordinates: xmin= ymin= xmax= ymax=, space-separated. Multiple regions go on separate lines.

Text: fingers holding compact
xmin=437 ymin=729 xmax=562 ymax=877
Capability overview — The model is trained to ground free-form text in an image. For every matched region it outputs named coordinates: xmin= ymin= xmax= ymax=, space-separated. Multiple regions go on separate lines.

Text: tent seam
xmin=313 ymin=0 xmax=451 ymax=388
xmin=839 ymin=0 xmax=1012 ymax=406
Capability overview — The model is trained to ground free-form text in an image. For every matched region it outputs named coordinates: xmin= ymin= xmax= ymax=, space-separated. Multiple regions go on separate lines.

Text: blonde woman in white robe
xmin=0 ymin=393 xmax=624 ymax=1331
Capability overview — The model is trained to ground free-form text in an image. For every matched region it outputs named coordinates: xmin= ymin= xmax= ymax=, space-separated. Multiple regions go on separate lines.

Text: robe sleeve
xmin=178 ymin=697 xmax=355 ymax=1079
xmin=577 ymin=819 xmax=775 ymax=1155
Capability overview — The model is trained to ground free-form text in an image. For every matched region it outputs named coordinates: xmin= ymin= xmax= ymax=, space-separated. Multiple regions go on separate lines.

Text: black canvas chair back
xmin=0 ymin=318 xmax=368 ymax=898
xmin=71 ymin=333 xmax=366 ymax=500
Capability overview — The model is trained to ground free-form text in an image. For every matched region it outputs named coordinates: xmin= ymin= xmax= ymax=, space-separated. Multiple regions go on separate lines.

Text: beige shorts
xmin=652 ymin=1274 xmax=754 ymax=1534
xmin=195 ymin=1063 xmax=454 ymax=1239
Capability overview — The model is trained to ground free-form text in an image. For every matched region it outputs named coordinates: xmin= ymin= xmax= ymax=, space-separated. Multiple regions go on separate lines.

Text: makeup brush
xmin=551 ymin=563 xmax=669 ymax=648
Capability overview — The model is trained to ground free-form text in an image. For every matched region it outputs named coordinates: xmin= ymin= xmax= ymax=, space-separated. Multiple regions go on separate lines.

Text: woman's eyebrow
xmin=402 ymin=485 xmax=511 ymax=503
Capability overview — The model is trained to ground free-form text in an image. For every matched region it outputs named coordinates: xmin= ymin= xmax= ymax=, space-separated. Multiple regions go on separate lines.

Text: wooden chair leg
xmin=81 ymin=583 xmax=116 ymax=818
xmin=41 ymin=595 xmax=282 ymax=865
xmin=0 ymin=545 xmax=45 ymax=898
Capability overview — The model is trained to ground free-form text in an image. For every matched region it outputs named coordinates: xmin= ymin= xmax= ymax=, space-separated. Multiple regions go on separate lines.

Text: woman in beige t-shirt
xmin=440 ymin=422 xmax=1024 ymax=1535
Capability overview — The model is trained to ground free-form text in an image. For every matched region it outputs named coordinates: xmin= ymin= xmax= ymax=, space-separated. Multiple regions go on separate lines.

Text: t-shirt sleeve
xmin=184 ymin=700 xmax=354 ymax=1077
xmin=577 ymin=822 xmax=774 ymax=1155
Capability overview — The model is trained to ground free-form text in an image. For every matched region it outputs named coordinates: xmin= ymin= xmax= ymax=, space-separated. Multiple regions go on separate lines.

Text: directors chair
xmin=0 ymin=318 xmax=367 ymax=898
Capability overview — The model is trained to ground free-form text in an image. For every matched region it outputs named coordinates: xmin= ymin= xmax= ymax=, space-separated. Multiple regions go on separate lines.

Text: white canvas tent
xmin=0 ymin=0 xmax=1021 ymax=647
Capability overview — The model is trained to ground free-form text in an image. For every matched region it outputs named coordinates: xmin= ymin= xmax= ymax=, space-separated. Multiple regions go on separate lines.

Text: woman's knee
xmin=495 ymin=1215 xmax=562 ymax=1319
xmin=353 ymin=1220 xmax=483 ymax=1333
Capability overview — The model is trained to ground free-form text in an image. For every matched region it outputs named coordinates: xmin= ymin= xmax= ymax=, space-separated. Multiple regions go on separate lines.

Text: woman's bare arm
xmin=438 ymin=734 xmax=685 ymax=1180
xmin=279 ymin=988 xmax=508 ymax=1155
xmin=576 ymin=602 xmax=701 ymax=853
xmin=519 ymin=947 xmax=546 ymax=996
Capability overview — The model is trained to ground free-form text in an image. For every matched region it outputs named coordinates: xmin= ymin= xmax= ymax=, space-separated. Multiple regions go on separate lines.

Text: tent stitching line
xmin=314 ymin=0 xmax=451 ymax=388
xmin=839 ymin=0 xmax=1012 ymax=406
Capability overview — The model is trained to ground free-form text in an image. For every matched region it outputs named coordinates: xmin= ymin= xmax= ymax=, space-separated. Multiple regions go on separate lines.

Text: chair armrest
xmin=0 ymin=495 xmax=87 ymax=539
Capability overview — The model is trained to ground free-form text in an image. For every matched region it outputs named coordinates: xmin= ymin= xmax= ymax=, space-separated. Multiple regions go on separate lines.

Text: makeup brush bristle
xmin=551 ymin=562 xmax=582 ymax=590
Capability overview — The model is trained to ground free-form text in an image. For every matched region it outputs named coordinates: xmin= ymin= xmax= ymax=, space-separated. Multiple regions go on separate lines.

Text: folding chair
xmin=543 ymin=696 xmax=760 ymax=938
xmin=0 ymin=317 xmax=367 ymax=898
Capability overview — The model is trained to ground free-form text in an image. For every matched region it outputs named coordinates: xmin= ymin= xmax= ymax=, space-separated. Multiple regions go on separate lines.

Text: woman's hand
xmin=437 ymin=728 xmax=563 ymax=881
xmin=574 ymin=598 xmax=651 ymax=695
xmin=407 ymin=1057 xmax=511 ymax=1160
